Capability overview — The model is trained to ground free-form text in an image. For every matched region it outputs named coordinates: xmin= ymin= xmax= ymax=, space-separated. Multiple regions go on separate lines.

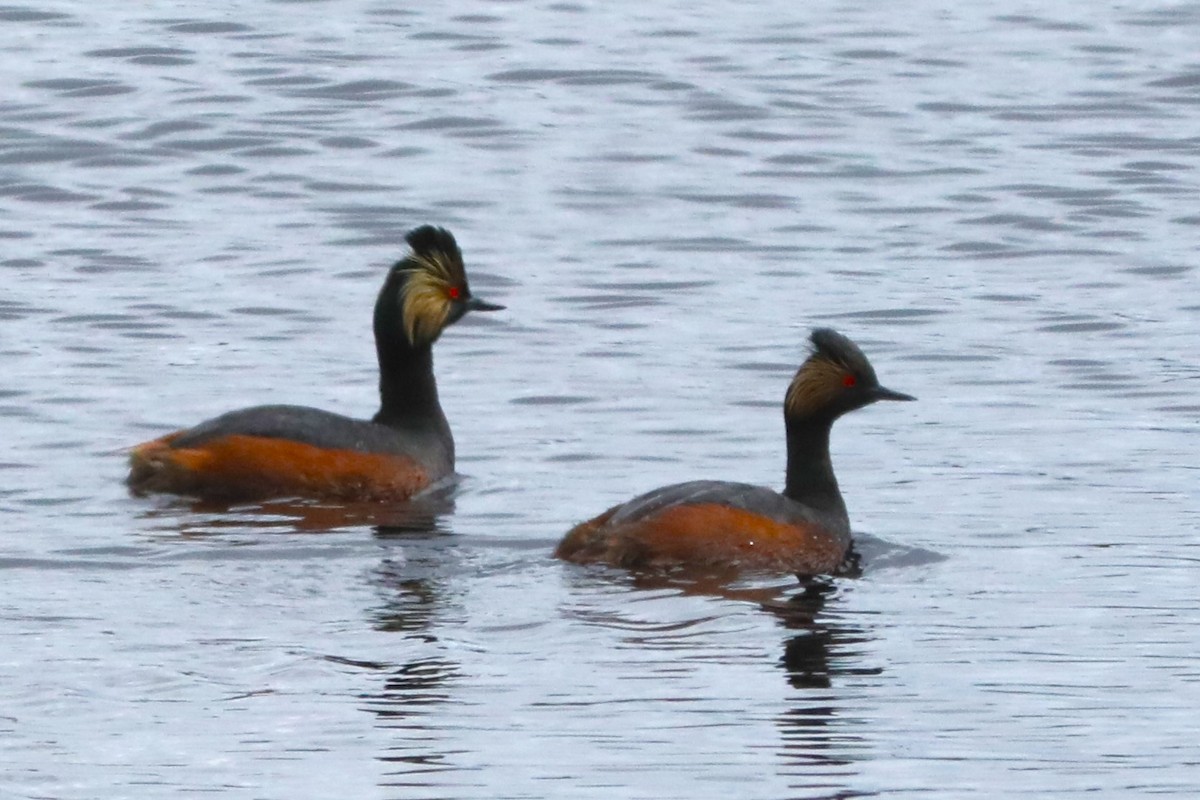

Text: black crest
xmin=809 ymin=328 xmax=877 ymax=382
xmin=405 ymin=226 xmax=462 ymax=264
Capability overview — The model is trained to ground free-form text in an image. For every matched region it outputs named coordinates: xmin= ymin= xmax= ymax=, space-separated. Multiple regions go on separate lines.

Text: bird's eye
xmin=842 ymin=374 xmax=857 ymax=388
xmin=447 ymin=286 xmax=461 ymax=300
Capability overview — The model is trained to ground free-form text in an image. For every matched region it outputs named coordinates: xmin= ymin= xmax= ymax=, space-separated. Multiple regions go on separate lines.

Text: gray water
xmin=2 ymin=1 xmax=1199 ymax=798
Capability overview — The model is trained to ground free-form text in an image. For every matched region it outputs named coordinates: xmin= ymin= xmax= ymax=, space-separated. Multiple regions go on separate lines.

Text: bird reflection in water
xmin=135 ymin=481 xmax=457 ymax=537
xmin=355 ymin=547 xmax=466 ymax=782
xmin=761 ymin=576 xmax=879 ymax=791
xmin=620 ymin=558 xmax=878 ymax=792
xmin=625 ymin=560 xmax=875 ymax=691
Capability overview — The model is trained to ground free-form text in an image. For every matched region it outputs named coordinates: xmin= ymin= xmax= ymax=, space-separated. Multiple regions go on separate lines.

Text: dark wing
xmin=170 ymin=405 xmax=404 ymax=454
xmin=607 ymin=480 xmax=822 ymax=528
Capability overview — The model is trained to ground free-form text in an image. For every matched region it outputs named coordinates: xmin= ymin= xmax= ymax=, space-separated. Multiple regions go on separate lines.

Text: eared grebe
xmin=555 ymin=328 xmax=913 ymax=576
xmin=127 ymin=225 xmax=502 ymax=503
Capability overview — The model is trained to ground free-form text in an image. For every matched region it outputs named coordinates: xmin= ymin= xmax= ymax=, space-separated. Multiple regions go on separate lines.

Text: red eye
xmin=843 ymin=374 xmax=857 ymax=388
xmin=447 ymin=286 xmax=461 ymax=300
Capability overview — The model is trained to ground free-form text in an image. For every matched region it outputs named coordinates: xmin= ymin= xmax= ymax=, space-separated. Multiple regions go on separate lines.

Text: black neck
xmin=373 ymin=341 xmax=446 ymax=426
xmin=372 ymin=270 xmax=448 ymax=429
xmin=783 ymin=414 xmax=847 ymax=522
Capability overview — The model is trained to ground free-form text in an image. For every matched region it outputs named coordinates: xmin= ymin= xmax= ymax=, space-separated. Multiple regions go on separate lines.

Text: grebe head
xmin=784 ymin=328 xmax=914 ymax=421
xmin=377 ymin=225 xmax=503 ymax=348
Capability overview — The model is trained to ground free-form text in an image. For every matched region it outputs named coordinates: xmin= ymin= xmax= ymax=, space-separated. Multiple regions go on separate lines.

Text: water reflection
xmin=624 ymin=573 xmax=878 ymax=685
xmin=563 ymin=566 xmax=878 ymax=794
xmin=371 ymin=656 xmax=463 ymax=780
xmin=602 ymin=569 xmax=883 ymax=798
xmin=766 ymin=583 xmax=842 ymax=690
xmin=362 ymin=550 xmax=464 ymax=785
xmin=764 ymin=583 xmax=877 ymax=796
xmin=367 ymin=557 xmax=448 ymax=634
xmin=136 ymin=486 xmax=456 ymax=536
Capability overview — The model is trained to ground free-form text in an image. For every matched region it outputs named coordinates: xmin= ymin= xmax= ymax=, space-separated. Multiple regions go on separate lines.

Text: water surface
xmin=2 ymin=1 xmax=1199 ymax=798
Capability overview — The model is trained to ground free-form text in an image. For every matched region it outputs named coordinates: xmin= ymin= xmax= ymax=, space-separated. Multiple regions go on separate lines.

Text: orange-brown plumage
xmin=128 ymin=434 xmax=431 ymax=503
xmin=556 ymin=503 xmax=847 ymax=575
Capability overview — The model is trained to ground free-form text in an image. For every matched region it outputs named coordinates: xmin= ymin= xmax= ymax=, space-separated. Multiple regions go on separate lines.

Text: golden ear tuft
xmin=784 ymin=356 xmax=847 ymax=417
xmin=400 ymin=251 xmax=458 ymax=345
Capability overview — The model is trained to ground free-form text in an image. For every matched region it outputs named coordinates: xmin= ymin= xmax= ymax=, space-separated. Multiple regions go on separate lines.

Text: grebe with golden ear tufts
xmin=127 ymin=225 xmax=503 ymax=503
xmin=556 ymin=328 xmax=914 ymax=577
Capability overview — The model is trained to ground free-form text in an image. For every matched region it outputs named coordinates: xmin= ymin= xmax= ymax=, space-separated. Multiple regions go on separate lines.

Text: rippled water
xmin=3 ymin=1 xmax=1199 ymax=797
